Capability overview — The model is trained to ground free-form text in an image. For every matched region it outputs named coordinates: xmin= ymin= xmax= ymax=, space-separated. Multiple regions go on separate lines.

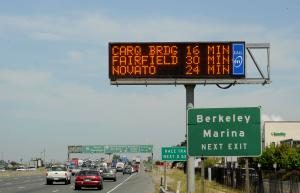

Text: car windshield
xmin=51 ymin=167 xmax=67 ymax=171
xmin=103 ymin=168 xmax=113 ymax=173
xmin=78 ymin=170 xmax=99 ymax=176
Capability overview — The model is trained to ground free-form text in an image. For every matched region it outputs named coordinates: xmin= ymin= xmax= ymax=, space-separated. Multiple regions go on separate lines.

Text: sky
xmin=0 ymin=0 xmax=299 ymax=162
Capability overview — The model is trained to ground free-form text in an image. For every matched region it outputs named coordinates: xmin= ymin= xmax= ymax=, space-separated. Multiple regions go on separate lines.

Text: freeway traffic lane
xmin=0 ymin=169 xmax=154 ymax=193
xmin=109 ymin=170 xmax=154 ymax=193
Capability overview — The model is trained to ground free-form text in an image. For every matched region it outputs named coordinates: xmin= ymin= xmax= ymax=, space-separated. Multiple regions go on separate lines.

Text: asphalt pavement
xmin=0 ymin=168 xmax=154 ymax=193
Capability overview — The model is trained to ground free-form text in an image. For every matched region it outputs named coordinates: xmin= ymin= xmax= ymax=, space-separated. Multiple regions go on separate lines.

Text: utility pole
xmin=43 ymin=148 xmax=46 ymax=166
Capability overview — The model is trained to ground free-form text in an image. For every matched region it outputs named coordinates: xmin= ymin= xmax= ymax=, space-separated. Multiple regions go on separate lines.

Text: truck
xmin=133 ymin=157 xmax=141 ymax=164
xmin=46 ymin=165 xmax=71 ymax=185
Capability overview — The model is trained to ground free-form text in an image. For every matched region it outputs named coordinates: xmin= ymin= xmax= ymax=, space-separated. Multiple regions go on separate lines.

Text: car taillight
xmin=94 ymin=176 xmax=100 ymax=181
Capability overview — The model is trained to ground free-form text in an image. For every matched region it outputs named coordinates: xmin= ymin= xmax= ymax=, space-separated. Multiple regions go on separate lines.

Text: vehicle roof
xmin=51 ymin=165 xmax=65 ymax=167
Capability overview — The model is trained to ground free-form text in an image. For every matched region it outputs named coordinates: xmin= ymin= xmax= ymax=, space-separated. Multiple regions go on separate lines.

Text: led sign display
xmin=109 ymin=42 xmax=245 ymax=80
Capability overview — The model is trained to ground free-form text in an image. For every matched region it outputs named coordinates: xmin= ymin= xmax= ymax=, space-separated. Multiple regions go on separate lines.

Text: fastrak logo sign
xmin=232 ymin=43 xmax=245 ymax=75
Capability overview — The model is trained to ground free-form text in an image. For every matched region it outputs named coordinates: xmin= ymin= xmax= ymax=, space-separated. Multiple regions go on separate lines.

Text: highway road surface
xmin=0 ymin=169 xmax=154 ymax=193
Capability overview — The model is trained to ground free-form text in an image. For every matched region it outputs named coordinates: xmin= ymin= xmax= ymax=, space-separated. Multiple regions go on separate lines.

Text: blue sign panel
xmin=232 ymin=43 xmax=245 ymax=75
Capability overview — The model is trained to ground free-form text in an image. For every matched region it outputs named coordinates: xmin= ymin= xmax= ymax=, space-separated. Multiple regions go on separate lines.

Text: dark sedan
xmin=123 ymin=166 xmax=133 ymax=175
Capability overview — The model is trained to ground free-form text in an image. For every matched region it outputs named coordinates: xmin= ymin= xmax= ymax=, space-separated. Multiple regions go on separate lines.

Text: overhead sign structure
xmin=109 ymin=42 xmax=245 ymax=82
xmin=187 ymin=107 xmax=261 ymax=157
xmin=161 ymin=147 xmax=187 ymax=161
xmin=68 ymin=145 xmax=153 ymax=154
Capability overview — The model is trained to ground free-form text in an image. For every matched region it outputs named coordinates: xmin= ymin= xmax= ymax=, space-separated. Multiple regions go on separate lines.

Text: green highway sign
xmin=68 ymin=145 xmax=153 ymax=154
xmin=187 ymin=107 xmax=261 ymax=157
xmin=161 ymin=147 xmax=187 ymax=161
xmin=82 ymin=145 xmax=105 ymax=153
xmin=68 ymin=145 xmax=83 ymax=153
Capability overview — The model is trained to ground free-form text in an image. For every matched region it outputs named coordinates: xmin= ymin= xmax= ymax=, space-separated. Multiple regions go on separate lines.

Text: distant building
xmin=264 ymin=121 xmax=300 ymax=147
xmin=280 ymin=139 xmax=300 ymax=148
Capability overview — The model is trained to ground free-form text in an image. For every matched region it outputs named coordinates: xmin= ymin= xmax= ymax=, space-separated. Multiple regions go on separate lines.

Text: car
xmin=16 ymin=166 xmax=27 ymax=171
xmin=75 ymin=170 xmax=103 ymax=190
xmin=71 ymin=167 xmax=81 ymax=176
xmin=102 ymin=168 xmax=117 ymax=181
xmin=116 ymin=162 xmax=125 ymax=172
xmin=133 ymin=164 xmax=139 ymax=173
xmin=28 ymin=166 xmax=37 ymax=171
xmin=0 ymin=167 xmax=5 ymax=172
xmin=96 ymin=166 xmax=106 ymax=175
xmin=46 ymin=165 xmax=71 ymax=185
xmin=123 ymin=166 xmax=132 ymax=175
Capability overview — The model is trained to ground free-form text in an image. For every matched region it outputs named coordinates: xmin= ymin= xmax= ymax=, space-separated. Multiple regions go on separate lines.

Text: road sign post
xmin=186 ymin=85 xmax=195 ymax=193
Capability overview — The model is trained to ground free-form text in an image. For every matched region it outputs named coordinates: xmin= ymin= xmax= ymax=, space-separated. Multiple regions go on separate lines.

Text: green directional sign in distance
xmin=68 ymin=146 xmax=83 ymax=153
xmin=139 ymin=145 xmax=153 ymax=153
xmin=188 ymin=107 xmax=261 ymax=157
xmin=161 ymin=147 xmax=187 ymax=161
xmin=68 ymin=145 xmax=153 ymax=154
xmin=82 ymin=145 xmax=105 ymax=153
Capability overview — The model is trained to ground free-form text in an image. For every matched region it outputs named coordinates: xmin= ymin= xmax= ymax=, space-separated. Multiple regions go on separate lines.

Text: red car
xmin=75 ymin=170 xmax=103 ymax=190
xmin=133 ymin=164 xmax=139 ymax=173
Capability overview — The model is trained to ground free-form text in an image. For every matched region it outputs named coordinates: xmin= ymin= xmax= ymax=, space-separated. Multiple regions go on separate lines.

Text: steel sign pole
xmin=164 ymin=161 xmax=167 ymax=190
xmin=201 ymin=157 xmax=205 ymax=193
xmin=185 ymin=84 xmax=195 ymax=193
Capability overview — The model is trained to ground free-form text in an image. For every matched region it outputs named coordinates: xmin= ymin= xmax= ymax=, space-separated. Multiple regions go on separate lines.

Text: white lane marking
xmin=23 ymin=180 xmax=30 ymax=182
xmin=13 ymin=178 xmax=18 ymax=180
xmin=18 ymin=186 xmax=25 ymax=189
xmin=5 ymin=182 xmax=12 ymax=185
xmin=107 ymin=173 xmax=136 ymax=193
xmin=52 ymin=190 xmax=59 ymax=192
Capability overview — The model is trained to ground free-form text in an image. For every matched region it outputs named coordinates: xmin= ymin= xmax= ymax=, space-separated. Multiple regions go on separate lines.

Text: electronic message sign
xmin=109 ymin=42 xmax=245 ymax=81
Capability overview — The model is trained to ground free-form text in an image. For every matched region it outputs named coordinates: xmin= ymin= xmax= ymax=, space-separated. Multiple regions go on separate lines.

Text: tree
xmin=112 ymin=154 xmax=120 ymax=160
xmin=254 ymin=144 xmax=300 ymax=170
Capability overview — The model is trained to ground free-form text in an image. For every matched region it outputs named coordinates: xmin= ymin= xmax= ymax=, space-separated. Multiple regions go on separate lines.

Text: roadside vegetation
xmin=151 ymin=144 xmax=300 ymax=193
xmin=0 ymin=167 xmax=46 ymax=178
xmin=151 ymin=166 xmax=244 ymax=193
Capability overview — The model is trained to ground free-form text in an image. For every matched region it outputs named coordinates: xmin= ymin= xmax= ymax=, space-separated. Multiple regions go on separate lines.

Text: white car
xmin=16 ymin=166 xmax=27 ymax=171
xmin=116 ymin=162 xmax=125 ymax=172
xmin=46 ymin=165 xmax=71 ymax=185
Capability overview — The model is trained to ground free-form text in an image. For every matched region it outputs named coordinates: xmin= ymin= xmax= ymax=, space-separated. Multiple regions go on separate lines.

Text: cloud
xmin=262 ymin=114 xmax=284 ymax=122
xmin=0 ymin=69 xmax=51 ymax=87
xmin=0 ymin=13 xmax=269 ymax=42
xmin=1 ymin=13 xmax=298 ymax=75
xmin=31 ymin=31 xmax=62 ymax=40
